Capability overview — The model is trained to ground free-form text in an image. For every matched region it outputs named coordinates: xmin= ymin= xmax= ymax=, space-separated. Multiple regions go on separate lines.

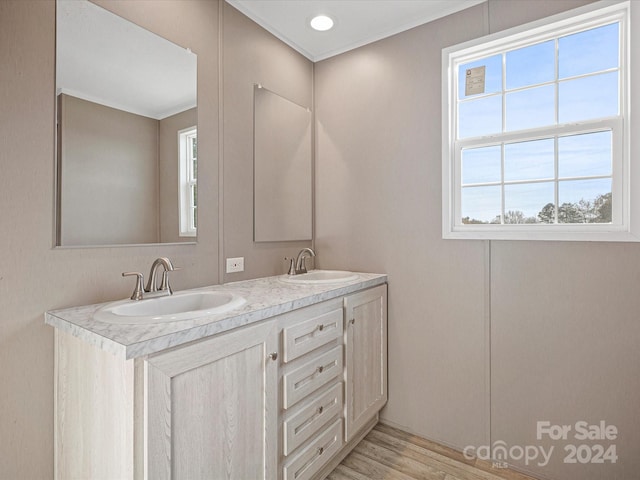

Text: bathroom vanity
xmin=46 ymin=272 xmax=387 ymax=480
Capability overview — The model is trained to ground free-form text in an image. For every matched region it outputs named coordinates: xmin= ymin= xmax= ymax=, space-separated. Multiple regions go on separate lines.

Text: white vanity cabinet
xmin=276 ymin=284 xmax=387 ymax=480
xmin=344 ymin=284 xmax=388 ymax=442
xmin=145 ymin=320 xmax=278 ymax=480
xmin=54 ymin=319 xmax=278 ymax=480
xmin=278 ymin=298 xmax=345 ymax=480
xmin=52 ymin=279 xmax=387 ymax=480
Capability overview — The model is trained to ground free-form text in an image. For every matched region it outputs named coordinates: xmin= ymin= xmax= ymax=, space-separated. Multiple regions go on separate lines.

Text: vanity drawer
xmin=282 ymin=308 xmax=343 ymax=363
xmin=283 ymin=418 xmax=343 ymax=480
xmin=283 ymin=346 xmax=342 ymax=409
xmin=283 ymin=382 xmax=343 ymax=456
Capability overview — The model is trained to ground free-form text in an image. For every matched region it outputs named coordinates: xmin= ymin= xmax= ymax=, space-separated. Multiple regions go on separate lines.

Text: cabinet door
xmin=146 ymin=320 xmax=278 ymax=480
xmin=344 ymin=285 xmax=387 ymax=442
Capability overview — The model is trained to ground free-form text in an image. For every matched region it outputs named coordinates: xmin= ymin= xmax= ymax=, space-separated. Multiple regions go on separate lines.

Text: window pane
xmin=458 ymin=54 xmax=502 ymax=98
xmin=559 ymin=23 xmax=619 ymax=79
xmin=506 ymin=40 xmax=555 ymax=90
xmin=193 ymin=206 xmax=197 ymax=228
xmin=559 ymin=72 xmax=618 ymax=123
xmin=459 ymin=95 xmax=502 ymax=138
xmin=462 ymin=146 xmax=501 ymax=184
xmin=191 ymin=184 xmax=197 ymax=207
xmin=558 ymin=178 xmax=612 ymax=223
xmin=504 ymin=182 xmax=554 ymax=223
xmin=504 ymin=139 xmax=554 ymax=182
xmin=461 ymin=185 xmax=501 ymax=224
xmin=558 ymin=131 xmax=612 ymax=178
xmin=506 ymin=85 xmax=555 ymax=131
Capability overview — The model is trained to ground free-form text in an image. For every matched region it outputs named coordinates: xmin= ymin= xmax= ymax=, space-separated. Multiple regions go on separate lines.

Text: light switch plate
xmin=226 ymin=257 xmax=244 ymax=273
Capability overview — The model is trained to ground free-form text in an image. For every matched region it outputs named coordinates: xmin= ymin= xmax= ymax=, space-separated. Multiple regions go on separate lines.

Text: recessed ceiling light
xmin=310 ymin=15 xmax=334 ymax=32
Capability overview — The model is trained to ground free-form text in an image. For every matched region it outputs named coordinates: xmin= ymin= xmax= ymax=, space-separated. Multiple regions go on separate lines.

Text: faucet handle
xmin=159 ymin=267 xmax=180 ymax=294
xmin=287 ymin=258 xmax=297 ymax=276
xmin=122 ymin=272 xmax=144 ymax=301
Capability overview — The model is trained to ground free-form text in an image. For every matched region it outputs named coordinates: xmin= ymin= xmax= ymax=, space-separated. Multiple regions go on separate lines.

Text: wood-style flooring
xmin=326 ymin=423 xmax=539 ymax=480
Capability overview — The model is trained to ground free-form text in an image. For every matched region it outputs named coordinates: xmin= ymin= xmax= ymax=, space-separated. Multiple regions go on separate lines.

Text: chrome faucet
xmin=290 ymin=248 xmax=315 ymax=275
xmin=122 ymin=257 xmax=177 ymax=301
xmin=145 ymin=257 xmax=176 ymax=294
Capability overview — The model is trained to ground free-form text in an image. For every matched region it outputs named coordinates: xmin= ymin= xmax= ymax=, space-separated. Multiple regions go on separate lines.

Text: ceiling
xmin=226 ymin=0 xmax=487 ymax=62
xmin=57 ymin=0 xmax=196 ymax=120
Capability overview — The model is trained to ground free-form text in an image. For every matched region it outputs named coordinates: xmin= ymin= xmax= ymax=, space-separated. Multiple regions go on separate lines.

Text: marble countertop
xmin=45 ymin=272 xmax=387 ymax=359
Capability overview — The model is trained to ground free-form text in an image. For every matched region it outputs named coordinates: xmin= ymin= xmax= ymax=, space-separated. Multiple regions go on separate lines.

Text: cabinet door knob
xmin=317 ymin=447 xmax=324 ymax=456
xmin=317 ymin=365 xmax=324 ymax=373
xmin=317 ymin=405 xmax=324 ymax=414
xmin=350 ymin=318 xmax=355 ymax=325
xmin=268 ymin=352 xmax=278 ymax=361
xmin=317 ymin=324 xmax=324 ymax=331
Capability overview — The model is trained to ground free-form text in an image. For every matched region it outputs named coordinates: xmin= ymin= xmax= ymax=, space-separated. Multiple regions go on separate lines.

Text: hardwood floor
xmin=326 ymin=423 xmax=539 ymax=480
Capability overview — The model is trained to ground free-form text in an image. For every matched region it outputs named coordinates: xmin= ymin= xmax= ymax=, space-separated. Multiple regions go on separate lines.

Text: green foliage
xmin=538 ymin=192 xmax=612 ymax=224
xmin=538 ymin=203 xmax=555 ymax=224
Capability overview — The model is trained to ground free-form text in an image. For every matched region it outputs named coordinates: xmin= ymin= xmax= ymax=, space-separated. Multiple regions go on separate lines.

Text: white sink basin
xmin=280 ymin=270 xmax=359 ymax=285
xmin=94 ymin=290 xmax=246 ymax=324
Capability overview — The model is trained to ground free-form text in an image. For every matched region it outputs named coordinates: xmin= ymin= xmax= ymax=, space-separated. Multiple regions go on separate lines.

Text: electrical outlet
xmin=226 ymin=257 xmax=244 ymax=273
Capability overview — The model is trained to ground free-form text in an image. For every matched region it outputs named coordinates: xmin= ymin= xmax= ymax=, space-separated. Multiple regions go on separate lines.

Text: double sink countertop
xmin=45 ymin=272 xmax=387 ymax=360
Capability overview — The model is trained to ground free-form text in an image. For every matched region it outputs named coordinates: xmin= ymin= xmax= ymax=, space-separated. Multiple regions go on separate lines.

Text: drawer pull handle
xmin=318 ymin=447 xmax=324 ymax=456
xmin=317 ymin=324 xmax=324 ymax=331
xmin=350 ymin=318 xmax=355 ymax=325
xmin=317 ymin=405 xmax=324 ymax=414
xmin=268 ymin=352 xmax=278 ymax=361
xmin=317 ymin=365 xmax=324 ymax=373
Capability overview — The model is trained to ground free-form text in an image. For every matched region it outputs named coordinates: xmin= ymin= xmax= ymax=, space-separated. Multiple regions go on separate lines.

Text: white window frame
xmin=442 ymin=0 xmax=632 ymax=241
xmin=179 ymin=126 xmax=197 ymax=237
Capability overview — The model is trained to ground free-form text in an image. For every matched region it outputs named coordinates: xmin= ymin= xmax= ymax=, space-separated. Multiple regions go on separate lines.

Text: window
xmin=179 ymin=127 xmax=197 ymax=237
xmin=442 ymin=1 xmax=632 ymax=241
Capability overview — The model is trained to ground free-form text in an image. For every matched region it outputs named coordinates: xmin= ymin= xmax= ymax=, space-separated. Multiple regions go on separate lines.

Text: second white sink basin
xmin=94 ymin=290 xmax=246 ymax=325
xmin=280 ymin=270 xmax=359 ymax=285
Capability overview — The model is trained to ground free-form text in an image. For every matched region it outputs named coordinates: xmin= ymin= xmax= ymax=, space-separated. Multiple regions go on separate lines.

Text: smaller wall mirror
xmin=56 ymin=0 xmax=197 ymax=246
xmin=254 ymin=85 xmax=312 ymax=242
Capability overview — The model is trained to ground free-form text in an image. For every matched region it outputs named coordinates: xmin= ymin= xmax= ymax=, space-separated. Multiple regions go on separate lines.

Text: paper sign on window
xmin=465 ymin=66 xmax=486 ymax=96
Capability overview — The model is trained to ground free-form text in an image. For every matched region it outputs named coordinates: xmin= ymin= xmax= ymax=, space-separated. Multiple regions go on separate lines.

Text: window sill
xmin=443 ymin=224 xmax=640 ymax=242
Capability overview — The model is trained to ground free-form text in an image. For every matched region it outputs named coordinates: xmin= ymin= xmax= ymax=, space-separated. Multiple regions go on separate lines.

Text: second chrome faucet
xmin=288 ymin=248 xmax=316 ymax=275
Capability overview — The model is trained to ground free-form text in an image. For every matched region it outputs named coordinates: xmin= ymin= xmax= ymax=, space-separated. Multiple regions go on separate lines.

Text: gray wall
xmin=59 ymin=94 xmax=160 ymax=245
xmin=0 ymin=1 xmax=219 ymax=478
xmin=315 ymin=1 xmax=640 ymax=479
xmin=221 ymin=2 xmax=313 ymax=282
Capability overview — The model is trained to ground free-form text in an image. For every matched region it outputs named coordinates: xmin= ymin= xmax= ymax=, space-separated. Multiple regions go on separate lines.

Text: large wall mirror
xmin=254 ymin=85 xmax=312 ymax=242
xmin=55 ymin=0 xmax=197 ymax=246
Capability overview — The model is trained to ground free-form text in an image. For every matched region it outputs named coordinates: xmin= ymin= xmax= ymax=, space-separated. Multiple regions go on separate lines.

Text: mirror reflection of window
xmin=179 ymin=127 xmax=197 ymax=237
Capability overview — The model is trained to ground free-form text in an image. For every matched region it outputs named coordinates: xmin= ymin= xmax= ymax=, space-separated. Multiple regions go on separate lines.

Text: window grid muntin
xmin=457 ymin=24 xmax=621 ymax=141
xmin=456 ymin=121 xmax=618 ymax=225
xmin=454 ymin=14 xmax=622 ymax=224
